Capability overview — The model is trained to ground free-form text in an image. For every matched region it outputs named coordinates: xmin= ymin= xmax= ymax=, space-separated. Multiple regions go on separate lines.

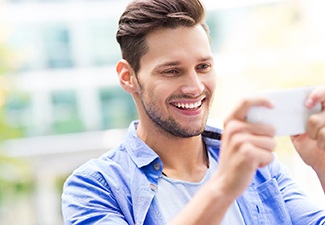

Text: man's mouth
xmin=171 ymin=99 xmax=203 ymax=110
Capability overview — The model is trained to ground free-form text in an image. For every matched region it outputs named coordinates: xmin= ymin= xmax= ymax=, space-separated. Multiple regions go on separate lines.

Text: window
xmin=87 ymin=20 xmax=121 ymax=66
xmin=51 ymin=90 xmax=83 ymax=134
xmin=206 ymin=7 xmax=252 ymax=52
xmin=99 ymin=87 xmax=137 ymax=129
xmin=7 ymin=25 xmax=44 ymax=71
xmin=3 ymin=92 xmax=31 ymax=139
xmin=43 ymin=24 xmax=73 ymax=69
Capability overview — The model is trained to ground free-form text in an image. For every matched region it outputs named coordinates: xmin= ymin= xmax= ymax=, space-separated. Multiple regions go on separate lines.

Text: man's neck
xmin=137 ymin=123 xmax=208 ymax=182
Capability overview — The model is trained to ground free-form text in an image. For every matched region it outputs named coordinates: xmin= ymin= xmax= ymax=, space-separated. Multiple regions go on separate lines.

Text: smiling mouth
xmin=171 ymin=99 xmax=204 ymax=110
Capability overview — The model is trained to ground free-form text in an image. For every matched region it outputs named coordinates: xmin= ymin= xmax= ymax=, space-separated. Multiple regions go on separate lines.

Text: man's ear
xmin=116 ymin=59 xmax=137 ymax=93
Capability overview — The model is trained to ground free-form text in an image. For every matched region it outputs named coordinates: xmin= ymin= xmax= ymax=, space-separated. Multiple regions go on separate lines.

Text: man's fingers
xmin=306 ymin=86 xmax=325 ymax=109
xmin=228 ymin=139 xmax=275 ymax=168
xmin=224 ymin=120 xmax=276 ymax=138
xmin=304 ymin=86 xmax=325 ymax=149
xmin=316 ymin=126 xmax=325 ymax=150
xmin=307 ymin=111 xmax=325 ymax=140
xmin=317 ymin=127 xmax=325 ymax=150
xmin=224 ymin=98 xmax=273 ymax=123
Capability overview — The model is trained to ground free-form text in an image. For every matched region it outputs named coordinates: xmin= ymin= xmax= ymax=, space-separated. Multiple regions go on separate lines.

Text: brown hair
xmin=116 ymin=0 xmax=209 ymax=74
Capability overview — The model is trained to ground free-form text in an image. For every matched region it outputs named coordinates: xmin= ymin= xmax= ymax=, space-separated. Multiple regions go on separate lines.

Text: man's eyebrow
xmin=199 ymin=56 xmax=214 ymax=62
xmin=154 ymin=61 xmax=181 ymax=70
xmin=154 ymin=56 xmax=214 ymax=70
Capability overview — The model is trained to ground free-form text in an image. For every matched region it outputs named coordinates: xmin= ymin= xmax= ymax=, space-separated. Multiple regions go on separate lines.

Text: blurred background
xmin=0 ymin=0 xmax=324 ymax=224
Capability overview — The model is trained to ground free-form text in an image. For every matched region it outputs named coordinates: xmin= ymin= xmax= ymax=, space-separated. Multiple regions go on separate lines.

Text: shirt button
xmin=149 ymin=183 xmax=156 ymax=191
xmin=153 ymin=162 xmax=161 ymax=171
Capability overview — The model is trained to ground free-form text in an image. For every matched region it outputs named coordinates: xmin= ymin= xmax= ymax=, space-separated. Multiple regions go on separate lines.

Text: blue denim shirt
xmin=62 ymin=121 xmax=325 ymax=225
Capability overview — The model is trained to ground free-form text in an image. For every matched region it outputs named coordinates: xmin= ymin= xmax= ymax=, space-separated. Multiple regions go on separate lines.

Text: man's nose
xmin=180 ymin=71 xmax=205 ymax=97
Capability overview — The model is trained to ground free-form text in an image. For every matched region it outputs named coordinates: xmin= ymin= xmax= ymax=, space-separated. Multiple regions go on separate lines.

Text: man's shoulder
xmin=71 ymin=144 xmax=131 ymax=176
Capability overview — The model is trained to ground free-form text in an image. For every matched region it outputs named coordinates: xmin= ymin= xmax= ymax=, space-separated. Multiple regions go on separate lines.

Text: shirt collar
xmin=123 ymin=121 xmax=222 ymax=169
xmin=123 ymin=121 xmax=160 ymax=169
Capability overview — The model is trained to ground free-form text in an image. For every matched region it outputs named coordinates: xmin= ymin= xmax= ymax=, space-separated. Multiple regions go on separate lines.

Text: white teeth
xmin=174 ymin=101 xmax=202 ymax=109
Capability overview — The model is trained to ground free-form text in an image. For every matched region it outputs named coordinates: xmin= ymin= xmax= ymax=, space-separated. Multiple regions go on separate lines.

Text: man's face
xmin=135 ymin=25 xmax=217 ymax=138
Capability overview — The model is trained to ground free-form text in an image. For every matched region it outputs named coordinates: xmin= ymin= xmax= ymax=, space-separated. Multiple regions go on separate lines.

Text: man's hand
xmin=168 ymin=98 xmax=277 ymax=225
xmin=291 ymin=86 xmax=325 ymax=190
xmin=214 ymin=98 xmax=276 ymax=200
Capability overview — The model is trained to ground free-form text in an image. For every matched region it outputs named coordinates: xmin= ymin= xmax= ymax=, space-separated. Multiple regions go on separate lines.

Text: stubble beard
xmin=139 ymin=93 xmax=209 ymax=138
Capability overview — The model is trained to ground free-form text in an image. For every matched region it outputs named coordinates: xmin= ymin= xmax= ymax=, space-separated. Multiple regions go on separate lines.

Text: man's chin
xmin=169 ymin=125 xmax=205 ymax=138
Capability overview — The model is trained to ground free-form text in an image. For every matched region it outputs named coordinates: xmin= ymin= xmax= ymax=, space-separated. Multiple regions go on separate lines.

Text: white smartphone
xmin=246 ymin=86 xmax=322 ymax=136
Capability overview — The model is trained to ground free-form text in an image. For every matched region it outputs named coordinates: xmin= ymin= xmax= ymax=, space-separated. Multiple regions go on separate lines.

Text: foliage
xmin=0 ymin=45 xmax=10 ymax=75
xmin=0 ymin=40 xmax=32 ymax=200
xmin=0 ymin=155 xmax=34 ymax=202
xmin=0 ymin=40 xmax=24 ymax=141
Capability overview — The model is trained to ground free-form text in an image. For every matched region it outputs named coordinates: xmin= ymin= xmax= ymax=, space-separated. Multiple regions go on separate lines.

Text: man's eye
xmin=163 ymin=69 xmax=178 ymax=74
xmin=196 ymin=63 xmax=211 ymax=70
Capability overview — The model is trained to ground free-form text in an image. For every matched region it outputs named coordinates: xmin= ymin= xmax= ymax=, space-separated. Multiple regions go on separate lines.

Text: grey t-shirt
xmin=155 ymin=153 xmax=245 ymax=224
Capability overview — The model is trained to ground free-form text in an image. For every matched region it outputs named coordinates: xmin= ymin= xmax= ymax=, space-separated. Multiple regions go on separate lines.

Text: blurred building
xmin=0 ymin=1 xmax=138 ymax=224
xmin=0 ymin=0 xmax=293 ymax=139
xmin=1 ymin=0 xmax=138 ymax=138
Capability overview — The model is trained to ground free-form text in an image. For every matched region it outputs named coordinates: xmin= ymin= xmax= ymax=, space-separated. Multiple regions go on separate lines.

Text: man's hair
xmin=116 ymin=0 xmax=209 ymax=74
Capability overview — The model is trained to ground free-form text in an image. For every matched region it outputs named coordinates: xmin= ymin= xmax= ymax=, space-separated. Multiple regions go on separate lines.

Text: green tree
xmin=0 ymin=44 xmax=24 ymax=141
xmin=0 ymin=42 xmax=32 ymax=204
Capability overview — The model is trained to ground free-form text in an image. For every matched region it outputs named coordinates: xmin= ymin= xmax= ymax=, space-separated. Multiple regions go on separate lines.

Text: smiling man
xmin=62 ymin=0 xmax=325 ymax=224
xmin=127 ymin=25 xmax=215 ymax=137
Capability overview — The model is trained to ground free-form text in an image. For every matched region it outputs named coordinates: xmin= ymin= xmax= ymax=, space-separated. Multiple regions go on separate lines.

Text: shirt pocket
xmin=257 ymin=178 xmax=293 ymax=225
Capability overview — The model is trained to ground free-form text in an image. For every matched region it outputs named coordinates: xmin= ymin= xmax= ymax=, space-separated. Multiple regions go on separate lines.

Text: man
xmin=62 ymin=0 xmax=325 ymax=224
